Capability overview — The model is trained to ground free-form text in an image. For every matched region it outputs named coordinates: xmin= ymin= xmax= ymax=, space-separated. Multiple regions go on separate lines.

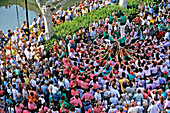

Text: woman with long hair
xmin=156 ymin=96 xmax=165 ymax=112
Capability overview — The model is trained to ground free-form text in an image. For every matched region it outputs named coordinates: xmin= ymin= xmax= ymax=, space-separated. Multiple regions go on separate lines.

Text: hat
xmin=164 ymin=71 xmax=168 ymax=75
xmin=123 ymin=52 xmax=127 ymax=56
xmin=130 ymin=71 xmax=134 ymax=75
xmin=154 ymin=76 xmax=158 ymax=80
xmin=154 ymin=61 xmax=158 ymax=64
xmin=136 ymin=43 xmax=139 ymax=46
xmin=11 ymin=55 xmax=15 ymax=58
xmin=130 ymin=61 xmax=133 ymax=64
xmin=70 ymin=48 xmax=74 ymax=52
xmin=114 ymin=70 xmax=118 ymax=74
xmin=129 ymin=51 xmax=132 ymax=54
xmin=70 ymin=40 xmax=74 ymax=44
xmin=103 ymin=76 xmax=107 ymax=80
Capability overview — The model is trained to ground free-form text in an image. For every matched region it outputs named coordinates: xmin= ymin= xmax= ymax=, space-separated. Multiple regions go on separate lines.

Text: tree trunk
xmin=36 ymin=0 xmax=53 ymax=40
xmin=43 ymin=6 xmax=53 ymax=40
xmin=119 ymin=0 xmax=127 ymax=9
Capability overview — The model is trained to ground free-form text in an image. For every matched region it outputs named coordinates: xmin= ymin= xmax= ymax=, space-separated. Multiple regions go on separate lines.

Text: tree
xmin=119 ymin=0 xmax=127 ymax=9
xmin=36 ymin=0 xmax=67 ymax=40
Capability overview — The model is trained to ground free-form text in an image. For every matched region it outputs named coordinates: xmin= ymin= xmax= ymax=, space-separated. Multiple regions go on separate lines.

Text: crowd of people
xmin=0 ymin=0 xmax=170 ymax=113
xmin=52 ymin=0 xmax=118 ymax=26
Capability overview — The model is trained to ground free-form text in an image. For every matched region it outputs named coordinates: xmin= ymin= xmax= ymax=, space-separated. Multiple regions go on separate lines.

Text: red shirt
xmin=135 ymin=17 xmax=141 ymax=24
xmin=79 ymin=4 xmax=84 ymax=9
xmin=53 ymin=46 xmax=58 ymax=51
xmin=157 ymin=31 xmax=164 ymax=39
xmin=142 ymin=92 xmax=149 ymax=100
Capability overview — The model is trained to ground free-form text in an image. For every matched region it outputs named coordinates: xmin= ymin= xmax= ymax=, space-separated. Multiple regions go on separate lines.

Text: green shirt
xmin=118 ymin=16 xmax=126 ymax=24
xmin=103 ymin=31 xmax=108 ymax=38
xmin=118 ymin=36 xmax=126 ymax=43
xmin=109 ymin=36 xmax=114 ymax=41
xmin=14 ymin=69 xmax=20 ymax=76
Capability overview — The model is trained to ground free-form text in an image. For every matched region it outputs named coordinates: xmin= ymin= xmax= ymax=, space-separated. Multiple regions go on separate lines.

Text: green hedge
xmin=45 ymin=5 xmax=139 ymax=50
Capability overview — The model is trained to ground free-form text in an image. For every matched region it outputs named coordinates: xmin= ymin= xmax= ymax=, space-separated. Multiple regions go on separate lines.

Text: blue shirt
xmin=158 ymin=77 xmax=166 ymax=84
xmin=149 ymin=8 xmax=153 ymax=14
xmin=128 ymin=74 xmax=135 ymax=81
xmin=110 ymin=96 xmax=118 ymax=105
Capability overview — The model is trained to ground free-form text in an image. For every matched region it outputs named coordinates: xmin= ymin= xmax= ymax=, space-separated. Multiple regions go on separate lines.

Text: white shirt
xmin=64 ymin=79 xmax=70 ymax=91
xmin=30 ymin=79 xmax=36 ymax=87
xmin=58 ymin=81 xmax=64 ymax=88
xmin=150 ymin=66 xmax=158 ymax=74
xmin=128 ymin=107 xmax=138 ymax=113
xmin=93 ymin=22 xmax=99 ymax=28
xmin=94 ymin=92 xmax=101 ymax=101
xmin=57 ymin=10 xmax=65 ymax=17
xmin=147 ymin=105 xmax=159 ymax=113
xmin=22 ymin=89 xmax=28 ymax=98
xmin=12 ymin=89 xmax=18 ymax=101
xmin=11 ymin=35 xmax=18 ymax=42
xmin=160 ymin=65 xmax=168 ymax=73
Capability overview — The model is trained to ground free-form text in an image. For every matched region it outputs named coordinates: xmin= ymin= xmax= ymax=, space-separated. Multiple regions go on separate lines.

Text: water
xmin=0 ymin=0 xmax=41 ymax=34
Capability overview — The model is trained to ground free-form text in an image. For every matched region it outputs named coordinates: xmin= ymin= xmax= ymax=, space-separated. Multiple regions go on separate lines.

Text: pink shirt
xmin=41 ymin=106 xmax=49 ymax=113
xmin=64 ymin=62 xmax=71 ymax=68
xmin=15 ymin=106 xmax=22 ymax=113
xmin=43 ymin=70 xmax=50 ymax=77
xmin=92 ymin=83 xmax=101 ymax=89
xmin=72 ymin=66 xmax=79 ymax=72
xmin=81 ymin=92 xmax=94 ymax=100
xmin=28 ymin=102 xmax=37 ymax=110
xmin=63 ymin=68 xmax=70 ymax=75
xmin=69 ymin=81 xmax=77 ymax=88
xmin=23 ymin=110 xmax=29 ymax=113
xmin=71 ymin=89 xmax=80 ymax=96
xmin=90 ymin=74 xmax=98 ymax=79
xmin=76 ymin=79 xmax=82 ymax=86
xmin=81 ymin=81 xmax=90 ymax=89
xmin=70 ymin=98 xmax=82 ymax=107
xmin=0 ymin=109 xmax=5 ymax=113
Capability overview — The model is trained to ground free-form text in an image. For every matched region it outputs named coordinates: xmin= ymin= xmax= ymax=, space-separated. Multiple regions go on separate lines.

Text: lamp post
xmin=25 ymin=0 xmax=29 ymax=28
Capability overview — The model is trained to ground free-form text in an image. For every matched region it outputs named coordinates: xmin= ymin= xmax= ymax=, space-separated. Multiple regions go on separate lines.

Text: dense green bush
xmin=45 ymin=5 xmax=139 ymax=50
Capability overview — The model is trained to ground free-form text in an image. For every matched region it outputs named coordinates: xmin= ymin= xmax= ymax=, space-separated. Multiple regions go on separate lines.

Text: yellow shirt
xmin=150 ymin=19 xmax=155 ymax=24
xmin=82 ymin=8 xmax=88 ymax=16
xmin=24 ymin=77 xmax=30 ymax=86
